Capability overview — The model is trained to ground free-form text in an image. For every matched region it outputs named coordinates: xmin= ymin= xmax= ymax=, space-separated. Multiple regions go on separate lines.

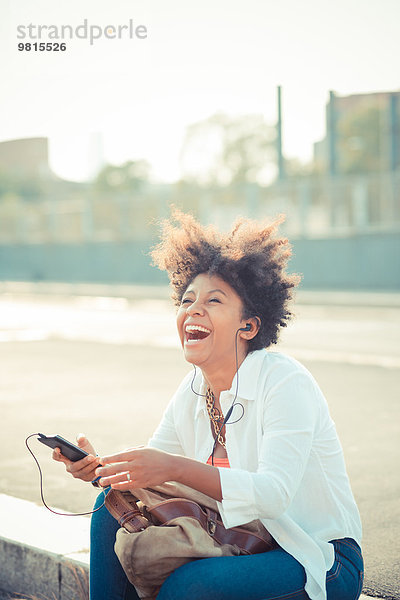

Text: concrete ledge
xmin=0 ymin=538 xmax=89 ymax=600
xmin=0 ymin=494 xmax=89 ymax=599
xmin=0 ymin=493 xmax=383 ymax=600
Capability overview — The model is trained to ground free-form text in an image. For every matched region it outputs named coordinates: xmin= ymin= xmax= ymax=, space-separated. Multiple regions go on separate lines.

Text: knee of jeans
xmin=156 ymin=578 xmax=173 ymax=600
xmin=156 ymin=563 xmax=196 ymax=600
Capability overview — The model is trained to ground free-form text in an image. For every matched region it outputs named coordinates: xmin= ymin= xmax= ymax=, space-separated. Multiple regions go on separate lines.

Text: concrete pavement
xmin=0 ymin=282 xmax=399 ymax=599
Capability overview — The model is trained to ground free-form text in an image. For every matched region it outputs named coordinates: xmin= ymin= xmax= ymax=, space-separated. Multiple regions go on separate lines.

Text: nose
xmin=186 ymin=299 xmax=204 ymax=316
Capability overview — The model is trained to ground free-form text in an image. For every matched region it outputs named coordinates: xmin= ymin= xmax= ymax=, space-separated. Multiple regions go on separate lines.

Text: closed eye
xmin=181 ymin=296 xmax=221 ymax=305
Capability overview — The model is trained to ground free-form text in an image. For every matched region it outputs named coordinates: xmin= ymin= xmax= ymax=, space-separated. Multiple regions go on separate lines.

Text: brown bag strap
xmin=106 ymin=489 xmax=277 ymax=555
xmin=105 ymin=489 xmax=149 ymax=533
xmin=148 ymin=497 xmax=276 ymax=554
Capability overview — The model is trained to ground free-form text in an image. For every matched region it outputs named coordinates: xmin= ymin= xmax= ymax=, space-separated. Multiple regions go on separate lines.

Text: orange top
xmin=207 ymin=455 xmax=231 ymax=468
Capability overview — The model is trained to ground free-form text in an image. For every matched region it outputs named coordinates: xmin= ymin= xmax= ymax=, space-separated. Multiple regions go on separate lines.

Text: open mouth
xmin=185 ymin=324 xmax=211 ymax=343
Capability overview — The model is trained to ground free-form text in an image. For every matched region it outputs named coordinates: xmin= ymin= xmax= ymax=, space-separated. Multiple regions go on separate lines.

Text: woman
xmin=53 ymin=210 xmax=363 ymax=600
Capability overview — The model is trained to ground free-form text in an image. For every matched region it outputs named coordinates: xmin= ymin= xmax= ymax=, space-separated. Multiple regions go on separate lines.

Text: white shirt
xmin=148 ymin=349 xmax=362 ymax=600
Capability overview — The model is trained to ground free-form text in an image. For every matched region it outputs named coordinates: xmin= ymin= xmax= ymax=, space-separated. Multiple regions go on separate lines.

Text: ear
xmin=239 ymin=317 xmax=261 ymax=341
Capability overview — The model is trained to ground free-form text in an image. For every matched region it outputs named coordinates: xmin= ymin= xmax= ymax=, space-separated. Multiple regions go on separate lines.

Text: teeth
xmin=185 ymin=325 xmax=211 ymax=334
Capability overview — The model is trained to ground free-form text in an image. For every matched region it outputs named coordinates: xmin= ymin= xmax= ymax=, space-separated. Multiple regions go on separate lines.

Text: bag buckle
xmin=207 ymin=518 xmax=217 ymax=536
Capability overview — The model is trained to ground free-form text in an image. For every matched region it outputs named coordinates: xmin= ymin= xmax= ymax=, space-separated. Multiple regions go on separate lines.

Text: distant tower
xmin=327 ymin=90 xmax=337 ymax=176
xmin=88 ymin=132 xmax=105 ymax=179
xmin=277 ymin=86 xmax=285 ymax=180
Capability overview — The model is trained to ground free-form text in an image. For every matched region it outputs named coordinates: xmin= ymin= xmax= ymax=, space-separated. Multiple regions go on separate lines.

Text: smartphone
xmin=38 ymin=433 xmax=88 ymax=462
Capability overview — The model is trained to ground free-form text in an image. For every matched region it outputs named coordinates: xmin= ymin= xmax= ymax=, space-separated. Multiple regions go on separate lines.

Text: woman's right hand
xmin=52 ymin=433 xmax=101 ymax=482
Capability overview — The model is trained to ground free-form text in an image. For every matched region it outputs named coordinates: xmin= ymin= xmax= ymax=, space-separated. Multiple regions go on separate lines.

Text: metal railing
xmin=0 ymin=172 xmax=399 ymax=244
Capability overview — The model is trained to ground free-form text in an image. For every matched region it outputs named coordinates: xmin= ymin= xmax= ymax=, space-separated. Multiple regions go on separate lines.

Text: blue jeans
xmin=90 ymin=492 xmax=364 ymax=600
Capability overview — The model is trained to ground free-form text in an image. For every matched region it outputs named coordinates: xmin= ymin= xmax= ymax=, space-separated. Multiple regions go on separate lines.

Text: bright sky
xmin=1 ymin=0 xmax=399 ymax=182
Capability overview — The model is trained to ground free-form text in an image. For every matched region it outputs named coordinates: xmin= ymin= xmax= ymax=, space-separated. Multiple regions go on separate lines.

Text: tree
xmin=94 ymin=160 xmax=150 ymax=193
xmin=180 ymin=113 xmax=276 ymax=187
xmin=0 ymin=170 xmax=44 ymax=202
xmin=337 ymin=105 xmax=383 ymax=174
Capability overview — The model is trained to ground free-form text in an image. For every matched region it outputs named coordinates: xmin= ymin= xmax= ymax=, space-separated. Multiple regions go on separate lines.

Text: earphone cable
xmin=190 ymin=366 xmax=207 ymax=397
xmin=25 ymin=433 xmax=107 ymax=517
xmin=210 ymin=328 xmax=245 ymax=465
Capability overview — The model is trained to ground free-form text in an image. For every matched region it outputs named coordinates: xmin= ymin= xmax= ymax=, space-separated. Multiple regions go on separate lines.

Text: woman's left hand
xmin=95 ymin=447 xmax=176 ymax=490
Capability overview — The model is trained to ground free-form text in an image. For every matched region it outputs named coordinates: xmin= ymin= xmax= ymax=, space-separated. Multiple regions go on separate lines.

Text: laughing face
xmin=176 ymin=273 xmax=251 ymax=372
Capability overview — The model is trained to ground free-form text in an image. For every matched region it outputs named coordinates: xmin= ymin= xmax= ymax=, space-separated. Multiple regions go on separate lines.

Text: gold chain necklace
xmin=205 ymin=388 xmax=226 ymax=448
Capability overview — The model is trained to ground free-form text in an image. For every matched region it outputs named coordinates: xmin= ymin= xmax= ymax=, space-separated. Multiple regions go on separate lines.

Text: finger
xmin=71 ymin=467 xmax=98 ymax=481
xmin=68 ymin=461 xmax=98 ymax=478
xmin=76 ymin=434 xmax=96 ymax=455
xmin=111 ymin=480 xmax=140 ymax=490
xmin=76 ymin=433 xmax=87 ymax=446
xmin=52 ymin=448 xmax=62 ymax=461
xmin=68 ymin=454 xmax=99 ymax=474
xmin=67 ymin=460 xmax=100 ymax=482
xmin=52 ymin=447 xmax=72 ymax=465
xmin=99 ymin=449 xmax=140 ymax=465
xmin=99 ymin=472 xmax=131 ymax=487
xmin=95 ymin=461 xmax=132 ymax=477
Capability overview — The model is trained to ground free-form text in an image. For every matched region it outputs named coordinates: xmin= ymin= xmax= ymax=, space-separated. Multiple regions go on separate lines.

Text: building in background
xmin=0 ymin=92 xmax=399 ymax=290
xmin=0 ymin=137 xmax=53 ymax=179
xmin=314 ymin=90 xmax=400 ymax=175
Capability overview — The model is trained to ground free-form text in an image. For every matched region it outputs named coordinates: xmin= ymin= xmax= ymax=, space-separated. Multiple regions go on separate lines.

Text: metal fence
xmin=0 ymin=172 xmax=399 ymax=244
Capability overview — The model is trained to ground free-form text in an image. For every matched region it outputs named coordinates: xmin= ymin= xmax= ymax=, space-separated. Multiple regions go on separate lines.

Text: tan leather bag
xmin=106 ymin=482 xmax=277 ymax=600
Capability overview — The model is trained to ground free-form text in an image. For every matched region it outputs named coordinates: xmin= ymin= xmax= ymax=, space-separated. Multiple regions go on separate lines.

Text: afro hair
xmin=151 ymin=209 xmax=302 ymax=351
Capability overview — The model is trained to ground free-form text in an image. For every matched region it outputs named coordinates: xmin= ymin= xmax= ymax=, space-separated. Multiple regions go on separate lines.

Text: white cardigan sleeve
xmin=217 ymin=370 xmax=319 ymax=527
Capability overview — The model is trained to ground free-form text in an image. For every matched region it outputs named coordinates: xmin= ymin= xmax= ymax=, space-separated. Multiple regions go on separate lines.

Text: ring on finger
xmin=126 ymin=472 xmax=131 ymax=482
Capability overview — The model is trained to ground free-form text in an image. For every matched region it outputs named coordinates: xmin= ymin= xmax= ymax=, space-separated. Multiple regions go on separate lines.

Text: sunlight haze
xmin=1 ymin=0 xmax=399 ymax=182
